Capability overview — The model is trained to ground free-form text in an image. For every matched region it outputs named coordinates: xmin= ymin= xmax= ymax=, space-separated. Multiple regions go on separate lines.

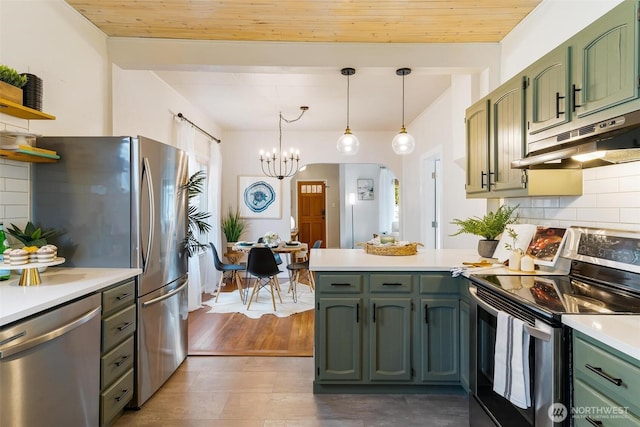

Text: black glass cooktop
xmin=472 ymin=273 xmax=640 ymax=316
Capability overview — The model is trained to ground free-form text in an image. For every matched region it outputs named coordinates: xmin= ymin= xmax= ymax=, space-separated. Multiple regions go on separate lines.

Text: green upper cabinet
xmin=465 ymin=98 xmax=490 ymax=195
xmin=491 ymin=75 xmax=526 ymax=193
xmin=572 ymin=0 xmax=639 ymax=118
xmin=525 ymin=44 xmax=571 ymax=136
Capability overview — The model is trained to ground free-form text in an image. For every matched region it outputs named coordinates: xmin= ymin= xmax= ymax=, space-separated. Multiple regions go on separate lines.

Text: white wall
xmin=499 ymin=0 xmax=640 ymax=232
xmin=0 ymin=0 xmax=110 ymax=229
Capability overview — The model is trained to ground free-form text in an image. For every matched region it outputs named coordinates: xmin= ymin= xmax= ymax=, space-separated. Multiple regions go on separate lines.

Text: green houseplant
xmin=0 ymin=65 xmax=28 ymax=88
xmin=221 ymin=206 xmax=246 ymax=250
xmin=181 ymin=170 xmax=212 ymax=257
xmin=451 ymin=204 xmax=519 ymax=257
xmin=6 ymin=221 xmax=64 ymax=248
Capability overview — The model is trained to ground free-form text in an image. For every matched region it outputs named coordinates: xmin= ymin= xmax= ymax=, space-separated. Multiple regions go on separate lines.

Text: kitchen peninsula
xmin=309 ymin=247 xmax=480 ymax=393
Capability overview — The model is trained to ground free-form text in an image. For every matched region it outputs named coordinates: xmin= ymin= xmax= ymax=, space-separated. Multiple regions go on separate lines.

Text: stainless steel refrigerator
xmin=32 ymin=136 xmax=189 ymax=408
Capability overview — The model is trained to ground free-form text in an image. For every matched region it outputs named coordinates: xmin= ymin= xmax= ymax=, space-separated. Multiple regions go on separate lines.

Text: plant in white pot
xmin=450 ymin=205 xmax=519 ymax=258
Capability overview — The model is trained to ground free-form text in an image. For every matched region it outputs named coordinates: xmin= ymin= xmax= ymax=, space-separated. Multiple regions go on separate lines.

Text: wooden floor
xmin=187 ymin=278 xmax=314 ymax=357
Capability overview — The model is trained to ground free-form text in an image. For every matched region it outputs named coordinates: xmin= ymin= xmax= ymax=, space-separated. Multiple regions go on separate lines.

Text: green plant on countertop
xmin=503 ymin=227 xmax=524 ymax=255
xmin=221 ymin=206 xmax=246 ymax=243
xmin=0 ymin=65 xmax=28 ymax=88
xmin=450 ymin=204 xmax=519 ymax=241
xmin=181 ymin=170 xmax=213 ymax=258
xmin=6 ymin=221 xmax=65 ymax=248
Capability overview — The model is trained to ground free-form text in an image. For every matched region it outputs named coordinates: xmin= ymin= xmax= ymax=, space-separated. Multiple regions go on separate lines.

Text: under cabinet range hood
xmin=512 ymin=109 xmax=640 ymax=169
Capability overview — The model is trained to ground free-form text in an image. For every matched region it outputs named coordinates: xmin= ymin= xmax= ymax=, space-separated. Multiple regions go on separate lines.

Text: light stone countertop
xmin=0 ymin=267 xmax=141 ymax=327
xmin=562 ymin=314 xmax=640 ymax=361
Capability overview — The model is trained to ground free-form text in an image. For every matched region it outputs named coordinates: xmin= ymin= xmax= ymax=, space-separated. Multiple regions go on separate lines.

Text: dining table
xmin=231 ymin=241 xmax=309 ymax=303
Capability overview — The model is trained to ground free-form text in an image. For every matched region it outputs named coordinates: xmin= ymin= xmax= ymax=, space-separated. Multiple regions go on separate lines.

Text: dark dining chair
xmin=210 ymin=243 xmax=246 ymax=303
xmin=286 ymin=240 xmax=322 ymax=302
xmin=245 ymin=247 xmax=283 ymax=311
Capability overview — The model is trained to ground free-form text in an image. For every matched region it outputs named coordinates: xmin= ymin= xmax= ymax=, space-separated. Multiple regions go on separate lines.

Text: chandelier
xmin=260 ymin=106 xmax=308 ymax=180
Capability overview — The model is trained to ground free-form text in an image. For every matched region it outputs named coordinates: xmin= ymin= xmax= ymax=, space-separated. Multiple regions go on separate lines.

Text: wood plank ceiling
xmin=65 ymin=0 xmax=542 ymax=43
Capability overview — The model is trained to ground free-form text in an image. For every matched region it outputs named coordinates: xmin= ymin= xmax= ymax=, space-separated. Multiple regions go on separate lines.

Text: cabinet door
xmin=526 ymin=45 xmax=571 ymax=136
xmin=465 ymin=98 xmax=491 ymax=194
xmin=573 ymin=0 xmax=639 ymax=118
xmin=418 ymin=298 xmax=459 ymax=382
xmin=459 ymin=299 xmax=470 ymax=392
xmin=369 ymin=298 xmax=412 ymax=381
xmin=316 ymin=298 xmax=362 ymax=381
xmin=491 ymin=76 xmax=526 ymax=193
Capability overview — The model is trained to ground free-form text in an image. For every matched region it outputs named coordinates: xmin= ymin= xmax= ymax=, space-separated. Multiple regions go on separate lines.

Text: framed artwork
xmin=238 ymin=176 xmax=281 ymax=218
xmin=357 ymin=179 xmax=374 ymax=200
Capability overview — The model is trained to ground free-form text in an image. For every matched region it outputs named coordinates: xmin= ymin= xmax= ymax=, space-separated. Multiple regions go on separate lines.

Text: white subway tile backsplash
xmin=4 ymin=178 xmax=29 ymax=192
xmin=584 ymin=177 xmax=618 ymax=194
xmin=0 ymin=191 xmax=28 ymax=206
xmin=545 ymin=208 xmax=577 ymax=221
xmin=559 ymin=195 xmax=596 ymax=208
xmin=0 ymin=163 xmax=29 ymax=180
xmin=576 ymin=208 xmax=619 ymax=223
xmin=620 ymin=208 xmax=640 ymax=224
xmin=597 ymin=192 xmax=640 ymax=208
xmin=530 ymin=197 xmax=559 ymax=208
xmin=4 ymin=205 xmax=29 ymax=219
xmin=619 ymin=175 xmax=640 ymax=192
xmin=594 ymin=161 xmax=640 ymax=179
xmin=518 ymin=207 xmax=545 ymax=220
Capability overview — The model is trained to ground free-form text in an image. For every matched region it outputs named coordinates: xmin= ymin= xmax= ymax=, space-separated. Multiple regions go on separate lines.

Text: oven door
xmin=468 ymin=281 xmax=566 ymax=427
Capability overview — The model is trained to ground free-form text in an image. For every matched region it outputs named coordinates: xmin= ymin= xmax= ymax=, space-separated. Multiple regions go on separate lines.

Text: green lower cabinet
xmin=316 ymin=297 xmax=362 ymax=381
xmin=459 ymin=299 xmax=470 ymax=392
xmin=418 ymin=298 xmax=460 ymax=383
xmin=369 ymin=298 xmax=412 ymax=381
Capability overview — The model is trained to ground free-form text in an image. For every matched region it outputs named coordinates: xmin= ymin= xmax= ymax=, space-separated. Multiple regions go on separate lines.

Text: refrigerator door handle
xmin=141 ymin=279 xmax=188 ymax=307
xmin=141 ymin=157 xmax=155 ymax=273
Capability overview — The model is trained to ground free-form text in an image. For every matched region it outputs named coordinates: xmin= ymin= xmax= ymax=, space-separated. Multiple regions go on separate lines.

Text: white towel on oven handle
xmin=493 ymin=310 xmax=531 ymax=409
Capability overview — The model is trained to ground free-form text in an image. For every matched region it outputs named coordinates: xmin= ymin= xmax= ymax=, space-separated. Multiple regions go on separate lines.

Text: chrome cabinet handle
xmin=114 ymin=354 xmax=131 ymax=367
xmin=585 ymin=364 xmax=623 ymax=386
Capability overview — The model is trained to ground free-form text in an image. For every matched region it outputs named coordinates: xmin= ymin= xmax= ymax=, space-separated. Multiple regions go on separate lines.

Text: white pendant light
xmin=392 ymin=68 xmax=416 ymax=155
xmin=337 ymin=67 xmax=360 ymax=155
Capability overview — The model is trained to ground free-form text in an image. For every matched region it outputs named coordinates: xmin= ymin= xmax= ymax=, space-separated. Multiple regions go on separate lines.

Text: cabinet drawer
xmin=102 ymin=280 xmax=135 ymax=317
xmin=102 ymin=304 xmax=136 ymax=352
xmin=420 ymin=274 xmax=460 ymax=294
xmin=100 ymin=368 xmax=134 ymax=426
xmin=101 ymin=336 xmax=134 ymax=389
xmin=573 ymin=378 xmax=640 ymax=427
xmin=370 ymin=274 xmax=412 ymax=293
xmin=574 ymin=333 xmax=640 ymax=415
xmin=317 ymin=274 xmax=363 ymax=293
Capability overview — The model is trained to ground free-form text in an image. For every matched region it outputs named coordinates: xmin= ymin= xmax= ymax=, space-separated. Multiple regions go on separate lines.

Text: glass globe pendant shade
xmin=337 ymin=127 xmax=360 ymax=155
xmin=392 ymin=127 xmax=415 ymax=155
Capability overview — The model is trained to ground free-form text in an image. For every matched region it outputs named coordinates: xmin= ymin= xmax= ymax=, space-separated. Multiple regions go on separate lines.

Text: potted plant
xmin=0 ymin=65 xmax=28 ymax=104
xmin=221 ymin=206 xmax=246 ymax=251
xmin=181 ymin=170 xmax=212 ymax=257
xmin=450 ymin=204 xmax=519 ymax=258
xmin=6 ymin=221 xmax=64 ymax=248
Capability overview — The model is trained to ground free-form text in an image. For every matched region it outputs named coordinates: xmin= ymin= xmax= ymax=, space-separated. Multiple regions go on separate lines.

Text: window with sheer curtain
xmin=177 ymin=118 xmax=222 ymax=311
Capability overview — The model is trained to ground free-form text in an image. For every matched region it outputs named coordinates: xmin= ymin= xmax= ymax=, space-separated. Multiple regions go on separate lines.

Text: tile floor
xmin=114 ymin=356 xmax=469 ymax=427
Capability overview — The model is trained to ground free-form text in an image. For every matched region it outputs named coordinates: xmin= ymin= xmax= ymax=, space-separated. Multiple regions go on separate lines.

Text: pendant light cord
xmin=346 ymin=73 xmax=351 ymax=128
xmin=401 ymin=74 xmax=406 ymax=128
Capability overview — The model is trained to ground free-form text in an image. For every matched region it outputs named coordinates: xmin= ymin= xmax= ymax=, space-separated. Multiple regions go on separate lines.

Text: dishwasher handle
xmin=0 ymin=305 xmax=101 ymax=360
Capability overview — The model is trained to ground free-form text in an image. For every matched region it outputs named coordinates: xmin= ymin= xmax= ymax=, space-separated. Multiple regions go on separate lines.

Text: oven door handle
xmin=469 ymin=286 xmax=551 ymax=342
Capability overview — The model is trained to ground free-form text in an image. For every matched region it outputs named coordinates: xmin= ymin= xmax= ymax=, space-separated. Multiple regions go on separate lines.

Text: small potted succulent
xmin=451 ymin=205 xmax=519 ymax=258
xmin=6 ymin=221 xmax=64 ymax=248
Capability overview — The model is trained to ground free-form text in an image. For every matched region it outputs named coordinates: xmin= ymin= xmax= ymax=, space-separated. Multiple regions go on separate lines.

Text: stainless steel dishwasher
xmin=0 ymin=293 xmax=102 ymax=427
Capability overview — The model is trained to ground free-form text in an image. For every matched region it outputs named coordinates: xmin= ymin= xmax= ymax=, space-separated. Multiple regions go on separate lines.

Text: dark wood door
xmin=297 ymin=181 xmax=326 ymax=248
